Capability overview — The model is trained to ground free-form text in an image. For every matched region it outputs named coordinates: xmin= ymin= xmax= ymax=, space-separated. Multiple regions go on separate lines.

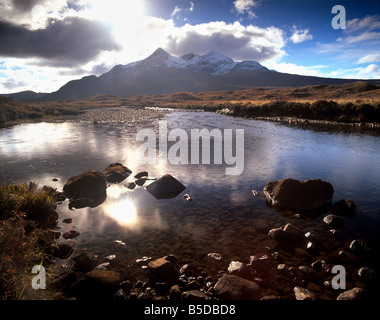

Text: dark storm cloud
xmin=0 ymin=17 xmax=120 ymax=67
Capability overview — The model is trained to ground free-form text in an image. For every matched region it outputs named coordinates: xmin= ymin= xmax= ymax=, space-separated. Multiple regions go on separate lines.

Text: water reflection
xmin=103 ymin=197 xmax=138 ymax=227
xmin=1 ymin=112 xmax=380 ymax=272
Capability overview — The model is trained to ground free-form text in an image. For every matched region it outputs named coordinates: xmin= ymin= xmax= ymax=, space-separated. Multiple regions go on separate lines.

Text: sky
xmin=0 ymin=0 xmax=379 ymax=94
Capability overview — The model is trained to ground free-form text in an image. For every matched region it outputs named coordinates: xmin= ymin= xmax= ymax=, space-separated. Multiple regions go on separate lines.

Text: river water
xmin=1 ymin=110 xmax=380 ymax=298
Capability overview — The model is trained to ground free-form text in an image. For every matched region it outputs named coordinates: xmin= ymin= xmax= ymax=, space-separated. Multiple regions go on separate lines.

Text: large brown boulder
xmin=103 ymin=163 xmax=132 ymax=183
xmin=63 ymin=170 xmax=107 ymax=202
xmin=263 ymin=178 xmax=334 ymax=211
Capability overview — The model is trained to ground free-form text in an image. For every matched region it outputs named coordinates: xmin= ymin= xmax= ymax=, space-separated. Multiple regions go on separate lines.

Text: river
xmin=1 ymin=110 xmax=379 ymax=299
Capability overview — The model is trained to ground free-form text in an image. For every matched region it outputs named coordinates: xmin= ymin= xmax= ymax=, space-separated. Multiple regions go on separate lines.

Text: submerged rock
xmin=103 ymin=163 xmax=132 ymax=183
xmin=145 ymin=174 xmax=186 ymax=199
xmin=331 ymin=199 xmax=358 ymax=217
xmin=268 ymin=223 xmax=305 ymax=242
xmin=214 ymin=274 xmax=262 ymax=300
xmin=147 ymin=257 xmax=179 ymax=284
xmin=264 ymin=178 xmax=334 ymax=212
xmin=69 ymin=269 xmax=122 ymax=300
xmin=294 ymin=287 xmax=316 ymax=300
xmin=323 ymin=214 xmax=344 ymax=229
xmin=336 ymin=287 xmax=368 ymax=300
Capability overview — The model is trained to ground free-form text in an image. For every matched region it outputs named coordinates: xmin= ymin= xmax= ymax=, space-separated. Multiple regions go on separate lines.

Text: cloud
xmin=346 ymin=15 xmax=380 ymax=33
xmin=171 ymin=1 xmax=194 ymax=19
xmin=233 ymin=0 xmax=259 ymax=19
xmin=290 ymin=27 xmax=313 ymax=44
xmin=163 ymin=20 xmax=286 ymax=63
xmin=357 ymin=54 xmax=380 ymax=64
xmin=0 ymin=17 xmax=120 ymax=67
xmin=268 ymin=62 xmax=327 ymax=77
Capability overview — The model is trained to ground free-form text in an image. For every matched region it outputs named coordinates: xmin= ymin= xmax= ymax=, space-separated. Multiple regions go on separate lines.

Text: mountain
xmin=41 ymin=48 xmax=379 ymax=101
xmin=1 ymin=90 xmax=47 ymax=102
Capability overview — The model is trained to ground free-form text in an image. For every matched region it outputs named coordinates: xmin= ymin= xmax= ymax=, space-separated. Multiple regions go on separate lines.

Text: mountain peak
xmin=149 ymin=48 xmax=170 ymax=59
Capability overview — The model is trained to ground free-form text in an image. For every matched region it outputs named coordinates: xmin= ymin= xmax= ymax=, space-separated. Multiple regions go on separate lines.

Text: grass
xmin=0 ymin=182 xmax=59 ymax=299
xmin=1 ymin=81 xmax=380 ymax=126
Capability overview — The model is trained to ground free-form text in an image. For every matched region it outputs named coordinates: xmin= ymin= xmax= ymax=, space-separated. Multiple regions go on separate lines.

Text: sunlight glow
xmin=103 ymin=197 xmax=138 ymax=227
xmin=89 ymin=0 xmax=145 ymax=30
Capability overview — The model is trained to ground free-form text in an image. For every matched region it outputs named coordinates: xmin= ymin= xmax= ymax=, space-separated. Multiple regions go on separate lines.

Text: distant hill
xmin=40 ymin=48 xmax=380 ymax=101
xmin=1 ymin=90 xmax=47 ymax=102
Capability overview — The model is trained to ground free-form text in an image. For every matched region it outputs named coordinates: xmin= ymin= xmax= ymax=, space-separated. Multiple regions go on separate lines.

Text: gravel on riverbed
xmin=57 ymin=106 xmax=167 ymax=123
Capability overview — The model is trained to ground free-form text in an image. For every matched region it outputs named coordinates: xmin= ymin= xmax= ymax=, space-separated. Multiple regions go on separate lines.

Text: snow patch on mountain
xmin=117 ymin=48 xmax=267 ymax=76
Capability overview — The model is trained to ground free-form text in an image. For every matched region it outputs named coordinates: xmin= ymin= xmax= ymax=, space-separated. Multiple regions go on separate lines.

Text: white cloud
xmin=268 ymin=62 xmax=327 ymax=77
xmin=290 ymin=27 xmax=313 ymax=44
xmin=346 ymin=15 xmax=380 ymax=33
xmin=357 ymin=54 xmax=380 ymax=64
xmin=171 ymin=1 xmax=194 ymax=19
xmin=233 ymin=0 xmax=258 ymax=19
xmin=163 ymin=21 xmax=286 ymax=63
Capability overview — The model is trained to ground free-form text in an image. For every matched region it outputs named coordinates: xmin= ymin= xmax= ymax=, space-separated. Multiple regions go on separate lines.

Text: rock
xmin=283 ymin=223 xmax=305 ymax=241
xmin=103 ymin=163 xmax=132 ymax=183
xmin=357 ymin=267 xmax=378 ymax=283
xmin=294 ymin=287 xmax=316 ymax=300
xmin=228 ymin=261 xmax=245 ymax=274
xmin=62 ymin=230 xmax=80 ymax=239
xmin=207 ymin=252 xmax=222 ymax=261
xmin=336 ymin=287 xmax=368 ymax=300
xmin=69 ymin=269 xmax=122 ymax=300
xmin=63 ymin=170 xmax=107 ymax=207
xmin=182 ymin=290 xmax=207 ymax=300
xmin=147 ymin=257 xmax=179 ymax=284
xmin=125 ymin=182 xmax=136 ymax=190
xmin=268 ymin=223 xmax=305 ymax=242
xmin=53 ymin=242 xmax=74 ymax=259
xmin=120 ymin=280 xmax=133 ymax=295
xmin=72 ymin=252 xmax=98 ymax=272
xmin=134 ymin=171 xmax=148 ymax=179
xmin=323 ymin=214 xmax=344 ymax=229
xmin=169 ymin=285 xmax=182 ymax=300
xmin=51 ymin=270 xmax=78 ymax=292
xmin=331 ymin=199 xmax=358 ymax=217
xmin=349 ymin=239 xmax=374 ymax=257
xmin=135 ymin=178 xmax=146 ymax=186
xmin=179 ymin=264 xmax=192 ymax=277
xmin=249 ymin=255 xmax=273 ymax=278
xmin=268 ymin=227 xmax=287 ymax=242
xmin=214 ymin=274 xmax=262 ymax=300
xmin=183 ymin=194 xmax=193 ymax=201
xmin=263 ymin=178 xmax=334 ymax=211
xmin=145 ymin=174 xmax=186 ymax=199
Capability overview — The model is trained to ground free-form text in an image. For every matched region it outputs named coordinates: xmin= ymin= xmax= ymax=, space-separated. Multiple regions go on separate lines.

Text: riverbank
xmin=2 ymin=81 xmax=380 ymax=128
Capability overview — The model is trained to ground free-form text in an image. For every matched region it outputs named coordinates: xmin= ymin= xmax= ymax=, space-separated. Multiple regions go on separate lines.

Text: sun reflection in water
xmin=103 ymin=185 xmax=138 ymax=227
xmin=104 ymin=197 xmax=138 ymax=227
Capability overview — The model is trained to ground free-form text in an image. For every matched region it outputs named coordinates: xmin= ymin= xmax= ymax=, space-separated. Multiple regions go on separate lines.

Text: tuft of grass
xmin=0 ymin=183 xmax=60 ymax=299
xmin=0 ymin=182 xmax=58 ymax=229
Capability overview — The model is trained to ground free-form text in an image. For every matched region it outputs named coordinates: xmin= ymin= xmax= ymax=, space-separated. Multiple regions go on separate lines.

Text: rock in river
xmin=145 ymin=174 xmax=186 ymax=199
xmin=63 ymin=170 xmax=107 ymax=200
xmin=331 ymin=199 xmax=358 ymax=217
xmin=214 ymin=274 xmax=262 ymax=300
xmin=103 ymin=163 xmax=132 ymax=183
xmin=263 ymin=178 xmax=334 ymax=211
